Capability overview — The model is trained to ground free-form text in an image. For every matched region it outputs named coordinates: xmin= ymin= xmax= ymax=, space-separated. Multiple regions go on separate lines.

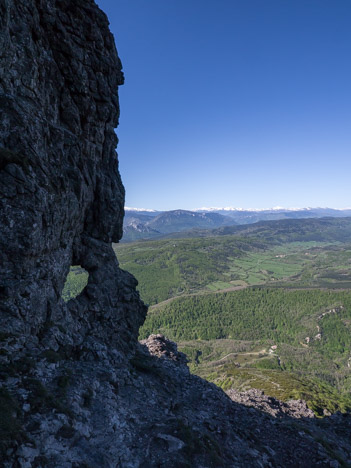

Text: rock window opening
xmin=62 ymin=265 xmax=89 ymax=301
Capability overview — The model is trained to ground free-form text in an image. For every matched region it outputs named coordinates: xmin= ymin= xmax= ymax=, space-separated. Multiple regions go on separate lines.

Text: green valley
xmin=115 ymin=239 xmax=351 ymax=305
xmin=61 ymin=217 xmax=351 ymax=415
xmin=63 ymin=217 xmax=351 ymax=304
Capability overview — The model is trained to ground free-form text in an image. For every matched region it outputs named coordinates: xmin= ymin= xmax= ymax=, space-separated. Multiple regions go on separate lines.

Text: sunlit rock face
xmin=0 ymin=0 xmax=146 ymax=354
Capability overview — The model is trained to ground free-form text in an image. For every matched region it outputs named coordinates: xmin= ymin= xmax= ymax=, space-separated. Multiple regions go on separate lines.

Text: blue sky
xmin=96 ymin=0 xmax=351 ymax=210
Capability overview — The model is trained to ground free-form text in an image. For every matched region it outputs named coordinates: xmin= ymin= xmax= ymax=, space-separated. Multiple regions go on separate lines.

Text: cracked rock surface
xmin=1 ymin=1 xmax=351 ymax=467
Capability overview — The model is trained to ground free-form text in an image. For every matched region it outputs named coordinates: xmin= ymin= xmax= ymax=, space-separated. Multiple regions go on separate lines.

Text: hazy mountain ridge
xmin=123 ymin=209 xmax=238 ymax=241
xmin=211 ymin=207 xmax=351 ymax=223
xmin=123 ymin=207 xmax=351 ymax=242
xmin=163 ymin=216 xmax=351 ymax=243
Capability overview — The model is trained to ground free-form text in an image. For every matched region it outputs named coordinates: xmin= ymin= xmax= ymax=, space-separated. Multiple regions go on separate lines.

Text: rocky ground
xmin=1 ymin=334 xmax=351 ymax=467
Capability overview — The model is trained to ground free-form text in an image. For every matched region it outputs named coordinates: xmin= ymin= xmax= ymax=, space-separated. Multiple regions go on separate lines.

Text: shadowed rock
xmin=0 ymin=0 xmax=146 ymax=355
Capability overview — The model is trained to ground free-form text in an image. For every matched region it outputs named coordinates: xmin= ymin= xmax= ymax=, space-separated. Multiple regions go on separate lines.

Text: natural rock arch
xmin=0 ymin=0 xmax=146 ymax=354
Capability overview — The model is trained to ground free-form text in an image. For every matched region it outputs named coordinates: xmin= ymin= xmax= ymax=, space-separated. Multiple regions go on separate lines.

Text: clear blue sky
xmin=96 ymin=0 xmax=351 ymax=210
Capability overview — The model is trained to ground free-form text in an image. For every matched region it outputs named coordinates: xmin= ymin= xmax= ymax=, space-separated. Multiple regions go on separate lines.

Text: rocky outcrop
xmin=226 ymin=388 xmax=316 ymax=419
xmin=140 ymin=333 xmax=189 ymax=364
xmin=0 ymin=0 xmax=146 ymax=355
xmin=1 ymin=1 xmax=351 ymax=467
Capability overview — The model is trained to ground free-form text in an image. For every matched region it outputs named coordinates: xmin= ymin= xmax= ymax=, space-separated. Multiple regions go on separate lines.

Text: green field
xmin=62 ymin=239 xmax=351 ymax=303
xmin=115 ymin=239 xmax=351 ymax=305
xmin=223 ymin=241 xmax=351 ymax=288
xmin=62 ymin=216 xmax=351 ymax=304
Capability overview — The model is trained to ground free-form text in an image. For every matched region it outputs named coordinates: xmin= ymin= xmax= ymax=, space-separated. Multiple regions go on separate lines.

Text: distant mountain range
xmin=123 ymin=209 xmax=236 ymax=242
xmin=200 ymin=207 xmax=351 ymax=222
xmin=122 ymin=207 xmax=351 ymax=242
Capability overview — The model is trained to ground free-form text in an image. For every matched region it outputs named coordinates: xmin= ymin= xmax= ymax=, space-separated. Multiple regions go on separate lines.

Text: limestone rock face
xmin=0 ymin=0 xmax=146 ymax=353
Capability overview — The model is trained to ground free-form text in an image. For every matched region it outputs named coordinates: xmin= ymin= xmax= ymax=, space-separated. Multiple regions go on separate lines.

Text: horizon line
xmin=125 ymin=206 xmax=351 ymax=213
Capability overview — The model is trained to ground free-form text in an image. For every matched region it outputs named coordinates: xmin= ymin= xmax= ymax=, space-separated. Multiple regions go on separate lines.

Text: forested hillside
xmin=140 ymin=287 xmax=351 ymax=414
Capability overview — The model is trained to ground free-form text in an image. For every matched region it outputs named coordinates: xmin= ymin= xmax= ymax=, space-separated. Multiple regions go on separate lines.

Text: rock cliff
xmin=0 ymin=1 xmax=351 ymax=466
xmin=0 ymin=0 xmax=146 ymax=355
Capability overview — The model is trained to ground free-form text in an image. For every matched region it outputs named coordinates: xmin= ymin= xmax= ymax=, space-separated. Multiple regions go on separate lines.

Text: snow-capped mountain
xmin=122 ymin=207 xmax=351 ymax=242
